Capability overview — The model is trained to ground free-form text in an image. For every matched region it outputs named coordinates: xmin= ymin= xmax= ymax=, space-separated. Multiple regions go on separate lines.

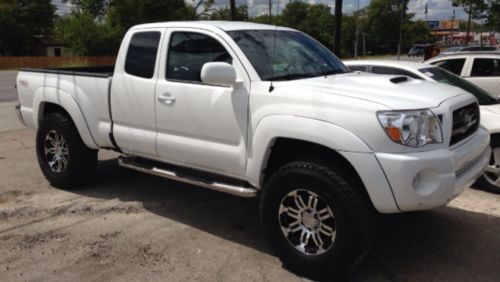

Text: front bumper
xmin=375 ymin=127 xmax=490 ymax=212
xmin=15 ymin=103 xmax=27 ymax=127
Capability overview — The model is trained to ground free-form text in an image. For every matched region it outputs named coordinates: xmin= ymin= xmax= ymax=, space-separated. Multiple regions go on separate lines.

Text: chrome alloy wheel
xmin=44 ymin=130 xmax=69 ymax=173
xmin=484 ymin=147 xmax=500 ymax=187
xmin=278 ymin=189 xmax=336 ymax=255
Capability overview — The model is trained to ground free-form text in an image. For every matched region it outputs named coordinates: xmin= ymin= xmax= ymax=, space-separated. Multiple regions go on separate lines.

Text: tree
xmin=276 ymin=1 xmax=334 ymax=49
xmin=186 ymin=0 xmax=216 ymax=20
xmin=107 ymin=0 xmax=187 ymax=35
xmin=209 ymin=5 xmax=248 ymax=21
xmin=54 ymin=12 xmax=119 ymax=55
xmin=268 ymin=0 xmax=272 ymax=23
xmin=363 ymin=0 xmax=411 ymax=54
xmin=333 ymin=0 xmax=343 ymax=56
xmin=452 ymin=0 xmax=488 ymax=44
xmin=0 ymin=0 xmax=55 ymax=55
xmin=405 ymin=20 xmax=434 ymax=46
xmin=486 ymin=1 xmax=500 ymax=31
xmin=62 ymin=0 xmax=107 ymax=18
xmin=229 ymin=0 xmax=236 ymax=20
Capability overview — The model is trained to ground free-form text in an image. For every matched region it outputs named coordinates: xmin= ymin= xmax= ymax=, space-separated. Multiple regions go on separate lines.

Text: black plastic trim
xmin=19 ymin=66 xmax=114 ymax=78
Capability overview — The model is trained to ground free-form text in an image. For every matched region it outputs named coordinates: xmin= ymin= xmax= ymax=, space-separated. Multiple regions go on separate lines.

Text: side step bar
xmin=118 ymin=156 xmax=258 ymax=198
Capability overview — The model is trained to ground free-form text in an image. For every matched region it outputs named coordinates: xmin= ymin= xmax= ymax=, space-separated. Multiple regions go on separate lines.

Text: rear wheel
xmin=36 ymin=113 xmax=97 ymax=189
xmin=260 ymin=161 xmax=376 ymax=279
xmin=476 ymin=136 xmax=500 ymax=193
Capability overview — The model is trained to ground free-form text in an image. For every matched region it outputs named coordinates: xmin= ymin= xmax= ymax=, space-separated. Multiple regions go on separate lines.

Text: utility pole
xmin=480 ymin=18 xmax=484 ymax=47
xmin=397 ymin=0 xmax=404 ymax=60
xmin=354 ymin=0 xmax=360 ymax=59
xmin=363 ymin=32 xmax=366 ymax=56
xmin=451 ymin=9 xmax=456 ymax=46
xmin=268 ymin=0 xmax=272 ymax=23
xmin=425 ymin=0 xmax=428 ymax=43
xmin=334 ymin=0 xmax=343 ymax=57
xmin=466 ymin=1 xmax=472 ymax=44
xmin=229 ymin=0 xmax=236 ymax=21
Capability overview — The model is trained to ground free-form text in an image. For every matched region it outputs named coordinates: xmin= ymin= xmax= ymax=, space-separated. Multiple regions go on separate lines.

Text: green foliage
xmin=107 ymin=0 xmax=187 ymax=35
xmin=58 ymin=0 xmax=187 ymax=55
xmin=487 ymin=2 xmax=500 ymax=31
xmin=275 ymin=1 xmax=334 ymax=49
xmin=63 ymin=0 xmax=107 ymax=17
xmin=54 ymin=12 xmax=119 ymax=55
xmin=0 ymin=0 xmax=55 ymax=55
xmin=405 ymin=20 xmax=435 ymax=46
xmin=0 ymin=0 xmax=442 ymax=57
xmin=363 ymin=0 xmax=410 ymax=54
xmin=208 ymin=4 xmax=248 ymax=21
xmin=452 ymin=0 xmax=488 ymax=20
xmin=459 ymin=19 xmax=481 ymax=32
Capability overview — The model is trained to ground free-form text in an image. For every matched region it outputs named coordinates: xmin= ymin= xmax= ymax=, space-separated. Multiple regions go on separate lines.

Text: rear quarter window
xmin=431 ymin=58 xmax=466 ymax=76
xmin=125 ymin=32 xmax=161 ymax=79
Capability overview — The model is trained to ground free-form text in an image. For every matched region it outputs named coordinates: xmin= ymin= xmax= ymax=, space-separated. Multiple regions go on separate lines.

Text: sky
xmin=53 ymin=0 xmax=469 ymax=21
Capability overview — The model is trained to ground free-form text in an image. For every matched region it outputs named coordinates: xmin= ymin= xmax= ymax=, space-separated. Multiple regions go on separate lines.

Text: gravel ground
xmin=1 ymin=71 xmax=500 ymax=281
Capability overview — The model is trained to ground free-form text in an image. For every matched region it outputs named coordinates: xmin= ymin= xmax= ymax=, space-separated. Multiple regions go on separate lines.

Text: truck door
xmin=154 ymin=28 xmax=250 ymax=178
xmin=111 ymin=29 xmax=164 ymax=158
xmin=467 ymin=57 xmax=500 ymax=98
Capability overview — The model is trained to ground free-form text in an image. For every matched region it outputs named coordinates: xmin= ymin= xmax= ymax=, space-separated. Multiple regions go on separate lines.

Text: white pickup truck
xmin=15 ymin=21 xmax=490 ymax=277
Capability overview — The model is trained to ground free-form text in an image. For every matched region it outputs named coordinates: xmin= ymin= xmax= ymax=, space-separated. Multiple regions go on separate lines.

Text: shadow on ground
xmin=72 ymin=158 xmax=500 ymax=281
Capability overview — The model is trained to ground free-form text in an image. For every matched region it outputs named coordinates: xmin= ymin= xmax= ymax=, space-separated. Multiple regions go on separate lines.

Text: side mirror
xmin=200 ymin=62 xmax=237 ymax=87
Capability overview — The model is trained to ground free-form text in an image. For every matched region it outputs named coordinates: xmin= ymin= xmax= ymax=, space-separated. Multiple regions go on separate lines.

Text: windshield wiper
xmin=270 ymin=74 xmax=315 ymax=81
xmin=318 ymin=70 xmax=347 ymax=76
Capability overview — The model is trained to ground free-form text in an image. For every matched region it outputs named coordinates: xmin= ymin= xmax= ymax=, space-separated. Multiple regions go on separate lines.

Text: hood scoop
xmin=390 ymin=76 xmax=409 ymax=84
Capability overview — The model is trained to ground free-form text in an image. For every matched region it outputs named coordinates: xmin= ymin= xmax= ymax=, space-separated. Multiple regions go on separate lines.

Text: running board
xmin=118 ymin=156 xmax=258 ymax=198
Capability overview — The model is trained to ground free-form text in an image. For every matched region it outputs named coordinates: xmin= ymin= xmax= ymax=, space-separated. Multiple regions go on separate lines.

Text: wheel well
xmin=39 ymin=103 xmax=71 ymax=123
xmin=263 ymin=138 xmax=373 ymax=206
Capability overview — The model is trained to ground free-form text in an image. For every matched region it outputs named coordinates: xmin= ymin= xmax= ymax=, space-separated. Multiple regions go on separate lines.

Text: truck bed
xmin=19 ymin=66 xmax=114 ymax=78
xmin=16 ymin=66 xmax=115 ymax=149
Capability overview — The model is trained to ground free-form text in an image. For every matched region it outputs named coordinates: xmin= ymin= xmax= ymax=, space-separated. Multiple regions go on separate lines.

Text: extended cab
xmin=15 ymin=21 xmax=490 ymax=277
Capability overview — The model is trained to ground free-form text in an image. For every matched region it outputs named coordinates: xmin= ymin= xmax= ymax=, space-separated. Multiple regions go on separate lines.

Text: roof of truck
xmin=131 ymin=21 xmax=295 ymax=32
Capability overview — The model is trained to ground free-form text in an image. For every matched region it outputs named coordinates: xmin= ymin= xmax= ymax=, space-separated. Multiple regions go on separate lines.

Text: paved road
xmin=0 ymin=71 xmax=18 ymax=103
xmin=1 ymin=64 xmax=499 ymax=281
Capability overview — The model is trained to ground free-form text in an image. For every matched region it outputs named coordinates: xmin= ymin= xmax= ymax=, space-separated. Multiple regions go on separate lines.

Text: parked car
xmin=408 ymin=46 xmax=424 ymax=57
xmin=424 ymin=52 xmax=500 ymax=97
xmin=15 ymin=21 xmax=490 ymax=278
xmin=346 ymin=60 xmax=500 ymax=192
xmin=441 ymin=45 xmax=497 ymax=55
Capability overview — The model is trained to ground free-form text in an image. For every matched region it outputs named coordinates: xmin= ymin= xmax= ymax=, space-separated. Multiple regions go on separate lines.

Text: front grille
xmin=450 ymin=103 xmax=480 ymax=146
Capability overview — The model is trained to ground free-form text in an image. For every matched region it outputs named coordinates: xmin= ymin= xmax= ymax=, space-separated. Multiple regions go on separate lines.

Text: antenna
xmin=269 ymin=0 xmax=279 ymax=92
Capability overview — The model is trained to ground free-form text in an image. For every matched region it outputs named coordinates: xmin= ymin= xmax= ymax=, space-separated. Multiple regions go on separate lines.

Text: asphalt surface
xmin=1 ymin=69 xmax=499 ymax=281
xmin=0 ymin=71 xmax=18 ymax=102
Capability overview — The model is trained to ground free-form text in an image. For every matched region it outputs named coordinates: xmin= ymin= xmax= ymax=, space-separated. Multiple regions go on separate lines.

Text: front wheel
xmin=476 ymin=136 xmax=500 ymax=193
xmin=260 ymin=161 xmax=376 ymax=279
xmin=36 ymin=113 xmax=97 ymax=189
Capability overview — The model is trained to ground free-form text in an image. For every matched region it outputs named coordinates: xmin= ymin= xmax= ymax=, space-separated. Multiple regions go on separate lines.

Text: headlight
xmin=377 ymin=110 xmax=443 ymax=147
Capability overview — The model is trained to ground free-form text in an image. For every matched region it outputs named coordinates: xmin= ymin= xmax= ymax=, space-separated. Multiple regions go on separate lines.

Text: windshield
xmin=419 ymin=67 xmax=497 ymax=105
xmin=228 ymin=30 xmax=349 ymax=81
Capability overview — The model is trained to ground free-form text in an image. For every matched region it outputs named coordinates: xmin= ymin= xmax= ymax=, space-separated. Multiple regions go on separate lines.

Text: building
xmin=33 ymin=35 xmax=73 ymax=57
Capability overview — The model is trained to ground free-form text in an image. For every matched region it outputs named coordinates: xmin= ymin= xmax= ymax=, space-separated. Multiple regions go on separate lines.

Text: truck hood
xmin=279 ymin=72 xmax=467 ymax=109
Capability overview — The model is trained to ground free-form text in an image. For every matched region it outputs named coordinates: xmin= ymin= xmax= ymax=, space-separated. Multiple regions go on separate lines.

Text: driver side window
xmin=166 ymin=32 xmax=233 ymax=83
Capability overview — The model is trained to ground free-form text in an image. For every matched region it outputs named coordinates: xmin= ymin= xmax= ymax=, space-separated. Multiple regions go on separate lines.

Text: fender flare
xmin=33 ymin=87 xmax=98 ymax=149
xmin=246 ymin=115 xmax=372 ymax=187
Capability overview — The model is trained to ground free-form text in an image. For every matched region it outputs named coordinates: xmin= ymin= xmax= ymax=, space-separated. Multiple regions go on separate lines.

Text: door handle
xmin=158 ymin=93 xmax=176 ymax=104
